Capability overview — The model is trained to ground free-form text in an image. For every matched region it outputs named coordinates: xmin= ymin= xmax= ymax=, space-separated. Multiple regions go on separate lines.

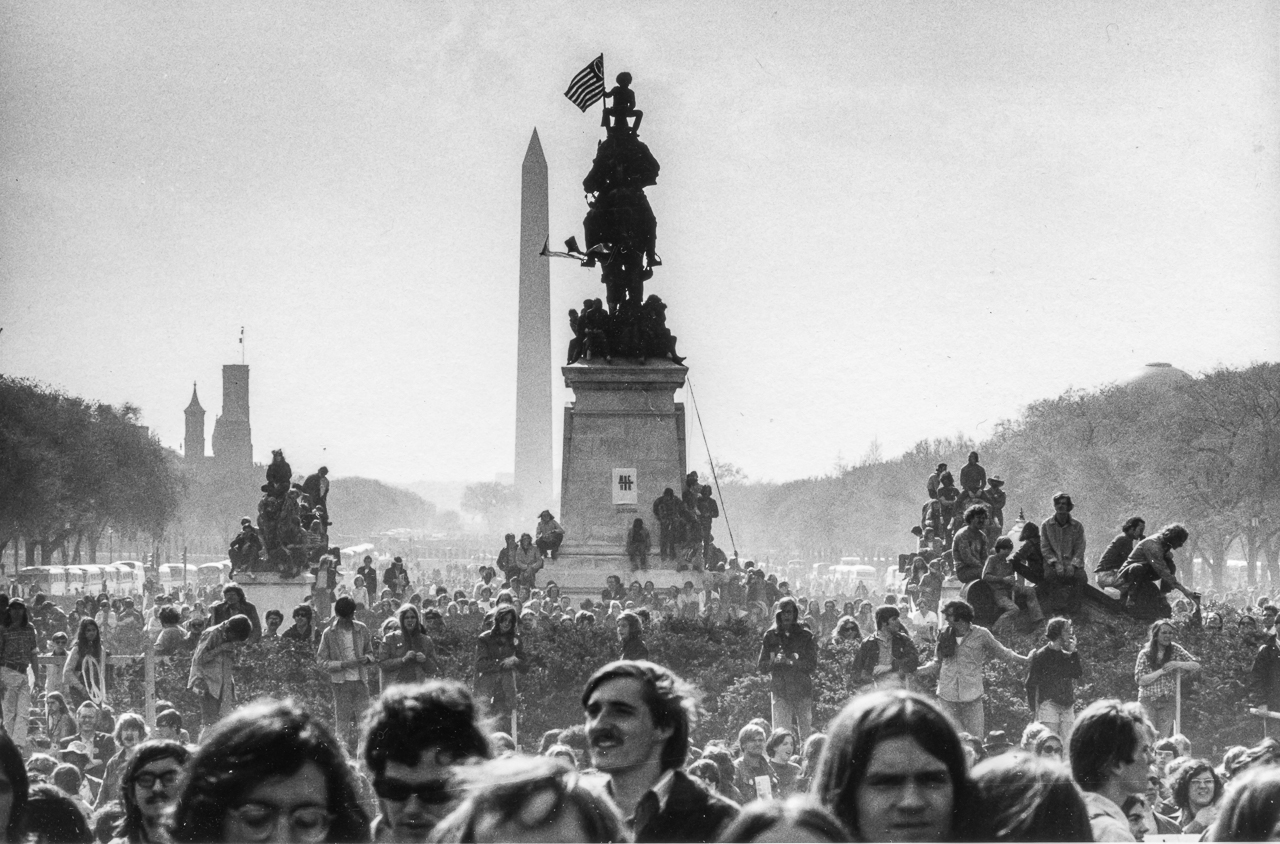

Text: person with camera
xmin=757 ymin=596 xmax=817 ymax=740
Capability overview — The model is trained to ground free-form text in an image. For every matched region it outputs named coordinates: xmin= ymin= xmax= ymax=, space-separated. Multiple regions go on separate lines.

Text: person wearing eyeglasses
xmin=169 ymin=699 xmax=369 ymax=843
xmin=359 ymin=680 xmax=491 ymax=842
xmin=109 ymin=739 xmax=189 ymax=844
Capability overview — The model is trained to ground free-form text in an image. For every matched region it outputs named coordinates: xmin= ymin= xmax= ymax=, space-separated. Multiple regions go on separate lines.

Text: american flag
xmin=564 ymin=55 xmax=605 ymax=112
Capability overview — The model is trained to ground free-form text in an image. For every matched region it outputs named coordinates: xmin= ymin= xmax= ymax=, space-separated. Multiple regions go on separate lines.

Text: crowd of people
xmin=4 ymin=664 xmax=1280 ymax=842
xmin=4 ymin=451 xmax=1280 ymax=841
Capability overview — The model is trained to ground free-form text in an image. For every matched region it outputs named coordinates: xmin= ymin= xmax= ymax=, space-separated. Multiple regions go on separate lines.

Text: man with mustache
xmin=112 ymin=739 xmax=190 ymax=843
xmin=582 ymin=660 xmax=738 ymax=842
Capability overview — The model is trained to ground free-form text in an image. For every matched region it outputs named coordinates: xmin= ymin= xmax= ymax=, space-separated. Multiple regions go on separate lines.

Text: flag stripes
xmin=564 ymin=55 xmax=605 ymax=112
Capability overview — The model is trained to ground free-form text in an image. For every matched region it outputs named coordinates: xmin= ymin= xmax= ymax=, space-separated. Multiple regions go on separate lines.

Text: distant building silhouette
xmin=184 ymin=364 xmax=253 ymax=469
xmin=184 ymin=382 xmax=206 ymax=461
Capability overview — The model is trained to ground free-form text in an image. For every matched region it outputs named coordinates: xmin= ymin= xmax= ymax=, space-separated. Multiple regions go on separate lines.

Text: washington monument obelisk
xmin=514 ymin=129 xmax=553 ymax=509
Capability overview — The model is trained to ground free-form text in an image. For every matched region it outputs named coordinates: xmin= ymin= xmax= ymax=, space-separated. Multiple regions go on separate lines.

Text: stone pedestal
xmin=235 ymin=571 xmax=315 ymax=622
xmin=544 ymin=360 xmax=690 ymax=595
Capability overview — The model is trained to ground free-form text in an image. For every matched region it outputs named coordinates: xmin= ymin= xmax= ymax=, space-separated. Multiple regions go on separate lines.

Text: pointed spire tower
xmin=184 ymin=382 xmax=206 ymax=461
xmin=515 ymin=128 xmax=553 ymax=509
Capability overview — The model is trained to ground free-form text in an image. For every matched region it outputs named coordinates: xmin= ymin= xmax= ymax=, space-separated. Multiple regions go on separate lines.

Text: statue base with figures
xmin=543 ymin=359 xmax=703 ymax=594
xmin=234 ymin=570 xmax=315 ymax=623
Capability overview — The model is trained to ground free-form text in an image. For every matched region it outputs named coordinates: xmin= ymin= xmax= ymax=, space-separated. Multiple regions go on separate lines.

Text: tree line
xmin=715 ymin=363 xmax=1280 ymax=589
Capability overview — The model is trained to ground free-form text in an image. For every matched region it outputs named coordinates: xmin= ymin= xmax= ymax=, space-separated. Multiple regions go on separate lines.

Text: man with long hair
xmin=0 ymin=598 xmax=39 ymax=753
xmin=112 ymin=739 xmax=189 ymax=843
xmin=581 ymin=660 xmax=738 ymax=842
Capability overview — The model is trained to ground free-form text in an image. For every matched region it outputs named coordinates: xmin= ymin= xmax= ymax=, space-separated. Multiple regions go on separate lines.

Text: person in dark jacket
xmin=757 ymin=596 xmax=817 ymax=739
xmin=1026 ymin=617 xmax=1084 ymax=741
xmin=300 ymin=466 xmax=330 ymax=526
xmin=582 ymin=660 xmax=739 ymax=843
xmin=473 ymin=605 xmax=526 ymax=721
xmin=1252 ymin=630 xmax=1280 ymax=711
xmin=227 ymin=519 xmax=262 ymax=576
xmin=383 ymin=557 xmax=409 ymax=598
xmin=1096 ymin=517 xmax=1146 ymax=590
xmin=851 ymin=605 xmax=920 ymax=690
xmin=280 ymin=603 xmax=320 ymax=645
xmin=617 ymin=611 xmax=649 ymax=661
xmin=356 ymin=556 xmax=378 ymax=605
xmin=652 ymin=488 xmax=680 ymax=560
xmin=959 ymin=451 xmax=987 ymax=498
xmin=1009 ymin=521 xmax=1046 ymax=585
xmin=207 ymin=584 xmax=261 ymax=643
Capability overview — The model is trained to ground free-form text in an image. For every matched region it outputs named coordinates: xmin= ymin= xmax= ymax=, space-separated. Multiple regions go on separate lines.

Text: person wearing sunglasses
xmin=111 ymin=739 xmax=189 ymax=844
xmin=169 ymin=699 xmax=369 ymax=843
xmin=360 ymin=680 xmax=491 ymax=843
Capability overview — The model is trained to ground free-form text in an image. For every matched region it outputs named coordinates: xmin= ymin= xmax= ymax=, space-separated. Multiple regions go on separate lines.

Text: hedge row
xmin=103 ymin=607 xmax=1266 ymax=757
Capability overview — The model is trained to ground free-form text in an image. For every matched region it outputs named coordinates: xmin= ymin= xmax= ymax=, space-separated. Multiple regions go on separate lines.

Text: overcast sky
xmin=2 ymin=1 xmax=1277 ymax=489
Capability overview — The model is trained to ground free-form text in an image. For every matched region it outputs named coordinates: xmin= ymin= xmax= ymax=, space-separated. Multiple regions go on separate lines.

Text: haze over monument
xmin=0 ymin=3 xmax=1275 ymax=486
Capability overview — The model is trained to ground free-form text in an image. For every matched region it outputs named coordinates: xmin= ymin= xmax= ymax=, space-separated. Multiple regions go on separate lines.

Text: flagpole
xmin=599 ymin=54 xmax=607 ymax=129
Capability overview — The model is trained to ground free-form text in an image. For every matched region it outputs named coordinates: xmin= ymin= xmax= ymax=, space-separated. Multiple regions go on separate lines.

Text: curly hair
xmin=169 ymin=699 xmax=368 ymax=843
xmin=359 ymin=680 xmax=491 ymax=780
xmin=1170 ymin=757 xmax=1222 ymax=813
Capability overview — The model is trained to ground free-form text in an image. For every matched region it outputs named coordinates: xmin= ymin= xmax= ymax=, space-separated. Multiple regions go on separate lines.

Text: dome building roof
xmin=1122 ymin=362 xmax=1192 ymax=390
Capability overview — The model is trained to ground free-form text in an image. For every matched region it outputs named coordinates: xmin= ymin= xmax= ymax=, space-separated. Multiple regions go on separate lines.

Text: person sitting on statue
xmin=580 ymin=299 xmax=612 ymax=363
xmin=980 ymin=476 xmax=1007 ymax=527
xmin=959 ymin=451 xmax=987 ymax=499
xmin=301 ymin=466 xmax=330 ymax=527
xmin=1119 ymin=524 xmax=1197 ymax=616
xmin=510 ymin=534 xmax=543 ymax=587
xmin=262 ymin=449 xmax=292 ymax=496
xmin=535 ymin=511 xmax=565 ymax=560
xmin=602 ymin=71 xmax=642 ymax=133
xmin=652 ymin=488 xmax=680 ymax=560
xmin=566 ymin=303 xmax=589 ymax=364
xmin=927 ymin=463 xmax=947 ymax=500
xmin=951 ymin=505 xmax=990 ymax=584
xmin=935 ymin=472 xmax=962 ymax=541
xmin=227 ymin=518 xmax=261 ymax=576
xmin=640 ymin=295 xmax=684 ymax=364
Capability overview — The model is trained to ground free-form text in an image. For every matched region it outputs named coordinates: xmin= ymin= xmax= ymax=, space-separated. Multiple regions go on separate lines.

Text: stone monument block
xmin=235 ymin=571 xmax=315 ymax=624
xmin=549 ymin=360 xmax=688 ymax=583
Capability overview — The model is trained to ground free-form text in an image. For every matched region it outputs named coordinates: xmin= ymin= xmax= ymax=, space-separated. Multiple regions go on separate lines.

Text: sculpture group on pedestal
xmin=559 ymin=73 xmax=685 ymax=367
xmin=228 ymin=449 xmax=332 ymax=579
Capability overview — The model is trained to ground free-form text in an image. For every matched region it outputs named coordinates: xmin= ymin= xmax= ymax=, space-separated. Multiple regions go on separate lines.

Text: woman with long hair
xmin=379 ymin=603 xmax=438 ymax=688
xmin=767 ymin=728 xmax=802 ymax=798
xmin=810 ymin=689 xmax=977 ymax=842
xmin=62 ymin=618 xmax=106 ymax=708
xmin=45 ymin=692 xmax=76 ymax=746
xmin=1135 ymin=620 xmax=1200 ymax=737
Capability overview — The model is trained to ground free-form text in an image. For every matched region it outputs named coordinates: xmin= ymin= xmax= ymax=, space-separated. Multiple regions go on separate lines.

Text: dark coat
xmin=634 ymin=769 xmax=739 ymax=844
xmin=1253 ymin=635 xmax=1280 ymax=710
xmin=209 ymin=597 xmax=261 ymax=643
xmin=757 ymin=600 xmax=817 ymax=700
xmin=852 ymin=631 xmax=920 ymax=686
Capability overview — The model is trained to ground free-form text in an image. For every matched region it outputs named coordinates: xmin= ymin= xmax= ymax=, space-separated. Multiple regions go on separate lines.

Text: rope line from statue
xmin=686 ymin=375 xmax=736 ymax=558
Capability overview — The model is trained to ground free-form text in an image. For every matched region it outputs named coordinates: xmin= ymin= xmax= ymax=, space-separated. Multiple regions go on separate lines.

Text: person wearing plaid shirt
xmin=0 ymin=599 xmax=40 ymax=753
xmin=1135 ymin=620 xmax=1200 ymax=737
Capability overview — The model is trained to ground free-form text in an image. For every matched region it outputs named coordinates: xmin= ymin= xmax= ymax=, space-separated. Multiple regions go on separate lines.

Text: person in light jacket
xmin=316 ymin=596 xmax=375 ymax=754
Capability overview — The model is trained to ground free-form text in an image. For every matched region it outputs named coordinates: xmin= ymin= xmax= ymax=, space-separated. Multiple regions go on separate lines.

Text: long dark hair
xmin=169 ymin=699 xmax=369 ymax=843
xmin=1145 ymin=620 xmax=1176 ymax=669
xmin=810 ymin=690 xmax=976 ymax=841
xmin=970 ymin=751 xmax=1091 ymax=841
xmin=0 ymin=733 xmax=29 ymax=843
xmin=74 ymin=617 xmax=102 ymax=670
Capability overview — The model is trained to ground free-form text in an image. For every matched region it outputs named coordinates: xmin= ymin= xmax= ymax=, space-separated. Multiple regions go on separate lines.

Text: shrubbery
xmin=102 ymin=606 xmax=1268 ymax=757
